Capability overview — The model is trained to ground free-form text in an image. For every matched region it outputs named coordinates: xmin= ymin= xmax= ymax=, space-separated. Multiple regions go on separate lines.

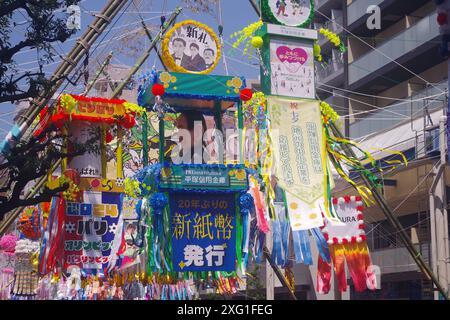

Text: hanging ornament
xmin=319 ymin=28 xmax=346 ymax=53
xmin=151 ymin=83 xmax=165 ymax=97
xmin=230 ymin=20 xmax=263 ymax=58
xmin=0 ymin=233 xmax=18 ymax=300
xmin=240 ymin=88 xmax=253 ymax=102
xmin=250 ymin=36 xmax=269 ymax=76
xmin=105 ymin=130 xmax=113 ymax=143
xmin=17 ymin=207 xmax=41 ymax=240
xmin=239 ymin=193 xmax=254 ymax=272
xmin=313 ymin=42 xmax=322 ymax=62
xmin=251 ymin=36 xmax=264 ymax=49
xmin=317 ymin=196 xmax=377 ymax=294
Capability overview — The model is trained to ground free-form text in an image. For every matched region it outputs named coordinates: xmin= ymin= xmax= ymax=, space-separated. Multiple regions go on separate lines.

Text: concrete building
xmin=241 ymin=0 xmax=448 ymax=301
xmin=315 ymin=0 xmax=448 ymax=300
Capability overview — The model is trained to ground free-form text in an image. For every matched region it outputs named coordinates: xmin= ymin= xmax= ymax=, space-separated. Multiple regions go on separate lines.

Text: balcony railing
xmin=348 ymin=12 xmax=439 ymax=86
xmin=370 ymin=243 xmax=430 ymax=275
xmin=349 ymin=82 xmax=447 ymax=138
xmin=316 ymin=56 xmax=344 ymax=83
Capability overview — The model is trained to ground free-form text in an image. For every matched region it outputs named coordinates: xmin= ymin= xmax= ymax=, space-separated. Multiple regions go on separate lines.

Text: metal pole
xmin=329 ymin=121 xmax=450 ymax=300
xmin=429 ymin=164 xmax=440 ymax=300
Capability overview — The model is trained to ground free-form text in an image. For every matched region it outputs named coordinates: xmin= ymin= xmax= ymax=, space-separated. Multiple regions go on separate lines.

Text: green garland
xmin=261 ymin=0 xmax=314 ymax=28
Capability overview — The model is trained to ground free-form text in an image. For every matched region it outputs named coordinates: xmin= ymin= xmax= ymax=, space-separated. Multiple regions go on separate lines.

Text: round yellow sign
xmin=161 ymin=20 xmax=221 ymax=74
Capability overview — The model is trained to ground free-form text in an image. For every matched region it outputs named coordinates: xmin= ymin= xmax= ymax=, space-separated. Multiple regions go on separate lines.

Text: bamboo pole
xmin=83 ymin=52 xmax=113 ymax=95
xmin=0 ymin=6 xmax=183 ymax=234
xmin=116 ymin=125 xmax=123 ymax=179
xmin=111 ymin=7 xmax=182 ymax=99
xmin=15 ymin=0 xmax=130 ymax=139
xmin=263 ymin=246 xmax=297 ymax=300
xmin=329 ymin=122 xmax=449 ymax=300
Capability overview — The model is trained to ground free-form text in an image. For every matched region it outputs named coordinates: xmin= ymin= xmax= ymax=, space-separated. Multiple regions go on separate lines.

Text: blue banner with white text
xmin=170 ymin=192 xmax=236 ymax=272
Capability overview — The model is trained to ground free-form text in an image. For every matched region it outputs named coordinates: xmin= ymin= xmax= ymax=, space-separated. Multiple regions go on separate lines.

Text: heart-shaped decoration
xmin=276 ymin=46 xmax=308 ymax=73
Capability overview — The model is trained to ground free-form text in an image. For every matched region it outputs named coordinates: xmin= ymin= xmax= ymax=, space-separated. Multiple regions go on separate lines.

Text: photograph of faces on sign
xmin=269 ymin=0 xmax=312 ymax=26
xmin=169 ymin=24 xmax=218 ymax=72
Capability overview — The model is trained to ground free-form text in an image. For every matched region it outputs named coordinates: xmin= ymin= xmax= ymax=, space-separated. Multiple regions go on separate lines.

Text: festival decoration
xmin=230 ymin=20 xmax=264 ymax=58
xmin=33 ymin=272 xmax=195 ymax=300
xmin=1 ymin=10 xmax=406 ymax=299
xmin=320 ymin=100 xmax=339 ymax=124
xmin=0 ymin=233 xmax=18 ymax=300
xmin=321 ymin=103 xmax=407 ymax=206
xmin=318 ymin=28 xmax=346 ymax=53
xmin=62 ymin=191 xmax=124 ymax=272
xmin=271 ymin=203 xmax=290 ymax=267
xmin=256 ymin=23 xmax=317 ymax=99
xmin=317 ymin=196 xmax=377 ymax=293
xmin=285 ymin=192 xmax=324 ymax=230
xmin=53 ymin=94 xmax=139 ymax=129
xmin=240 ymin=88 xmax=253 ymax=102
xmin=266 ymin=96 xmax=341 ymax=225
xmin=161 ymin=20 xmax=221 ymax=74
xmin=313 ymin=42 xmax=322 ymax=62
xmin=242 ymin=91 xmax=267 ymax=129
xmin=170 ymin=192 xmax=236 ymax=272
xmin=261 ymin=0 xmax=314 ymax=28
xmin=17 ymin=206 xmax=41 ymax=240
xmin=151 ymin=83 xmax=166 ymax=97
xmin=138 ymin=72 xmax=245 ymax=107
xmin=11 ymin=239 xmax=40 ymax=299
xmin=239 ymin=192 xmax=254 ymax=272
xmin=251 ymin=36 xmax=264 ymax=49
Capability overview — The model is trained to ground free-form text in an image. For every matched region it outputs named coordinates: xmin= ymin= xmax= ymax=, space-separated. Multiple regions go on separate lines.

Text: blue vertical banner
xmin=170 ymin=192 xmax=236 ymax=272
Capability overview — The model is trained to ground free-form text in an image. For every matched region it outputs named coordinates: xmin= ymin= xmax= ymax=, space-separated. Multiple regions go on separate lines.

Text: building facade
xmin=315 ymin=0 xmax=448 ymax=300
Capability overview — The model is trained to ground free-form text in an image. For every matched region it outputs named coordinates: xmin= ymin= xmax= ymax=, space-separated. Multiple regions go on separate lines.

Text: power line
xmin=8 ymin=15 xmax=164 ymax=71
xmin=315 ymin=9 xmax=446 ymax=95
xmin=319 ymin=82 xmax=447 ymax=103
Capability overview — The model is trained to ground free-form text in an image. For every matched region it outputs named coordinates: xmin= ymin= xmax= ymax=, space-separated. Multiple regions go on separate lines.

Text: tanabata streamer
xmin=317 ymin=196 xmax=377 ymax=293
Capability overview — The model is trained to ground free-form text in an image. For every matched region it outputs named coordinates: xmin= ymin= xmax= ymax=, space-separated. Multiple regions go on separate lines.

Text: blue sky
xmin=0 ymin=0 xmax=261 ymax=139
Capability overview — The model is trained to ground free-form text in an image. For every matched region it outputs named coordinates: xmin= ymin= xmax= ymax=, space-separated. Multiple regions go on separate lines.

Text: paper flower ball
xmin=0 ymin=233 xmax=19 ymax=254
xmin=240 ymin=88 xmax=253 ymax=101
xmin=151 ymin=83 xmax=165 ymax=97
xmin=251 ymin=36 xmax=264 ymax=49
